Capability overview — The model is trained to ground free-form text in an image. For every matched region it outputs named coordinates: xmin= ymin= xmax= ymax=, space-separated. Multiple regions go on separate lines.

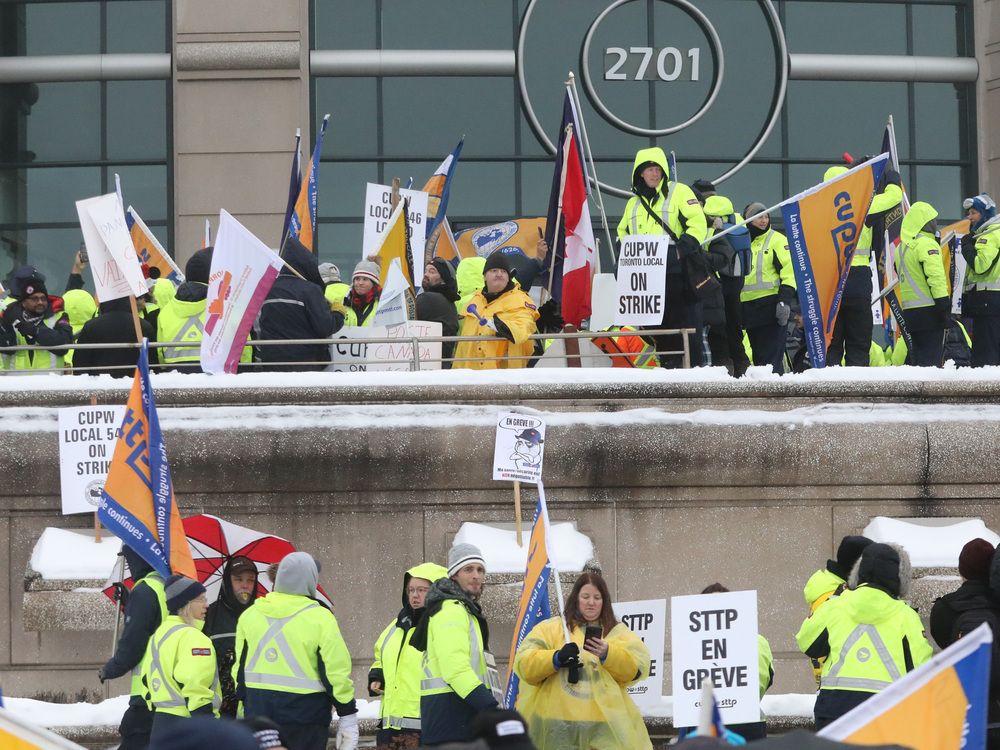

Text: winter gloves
xmin=933 ymin=296 xmax=952 ymax=324
xmin=553 ymin=642 xmax=580 ymax=669
xmin=776 ymin=301 xmax=791 ymax=328
xmin=961 ymin=232 xmax=978 ymax=266
xmin=676 ymin=233 xmax=702 ymax=258
xmin=336 ymin=713 xmax=359 ymax=750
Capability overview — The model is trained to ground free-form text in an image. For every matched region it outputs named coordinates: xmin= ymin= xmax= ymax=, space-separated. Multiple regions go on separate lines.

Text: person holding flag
xmin=896 ymin=202 xmax=951 ymax=366
xmin=512 ymin=571 xmax=652 ymax=750
xmin=961 ymin=193 xmax=1000 ymax=366
xmin=615 ymin=147 xmax=709 ymax=367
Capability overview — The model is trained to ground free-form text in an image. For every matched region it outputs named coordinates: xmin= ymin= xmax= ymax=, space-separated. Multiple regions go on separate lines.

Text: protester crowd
xmin=95 ymin=529 xmax=1000 ymax=750
xmin=2 ymin=144 xmax=999 ymax=375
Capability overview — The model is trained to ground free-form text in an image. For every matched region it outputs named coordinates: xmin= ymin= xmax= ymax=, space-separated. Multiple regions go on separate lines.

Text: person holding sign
xmin=796 ymin=542 xmax=932 ymax=729
xmin=0 ymin=267 xmax=73 ymax=372
xmin=513 ymin=572 xmax=652 ymax=750
xmin=615 ymin=147 xmax=709 ymax=368
xmin=740 ymin=203 xmax=796 ymax=373
xmin=453 ymin=254 xmax=539 ymax=370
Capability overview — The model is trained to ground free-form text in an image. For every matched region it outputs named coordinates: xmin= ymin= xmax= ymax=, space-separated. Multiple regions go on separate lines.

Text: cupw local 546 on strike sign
xmin=58 ymin=405 xmax=126 ymax=515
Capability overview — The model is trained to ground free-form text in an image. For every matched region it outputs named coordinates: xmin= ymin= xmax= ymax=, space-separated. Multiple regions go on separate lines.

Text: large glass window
xmin=311 ymin=0 xmax=975 ymax=273
xmin=0 ymin=0 xmax=171 ymax=292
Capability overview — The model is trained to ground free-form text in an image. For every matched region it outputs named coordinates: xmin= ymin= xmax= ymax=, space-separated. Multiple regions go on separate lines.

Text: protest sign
xmin=58 ymin=405 xmax=126 ymax=515
xmin=671 ymin=590 xmax=760 ymax=727
xmin=328 ymin=320 xmax=442 ymax=372
xmin=363 ymin=182 xmax=428 ymax=264
xmin=76 ymin=194 xmax=148 ymax=302
xmin=611 ymin=598 xmax=666 ymax=708
xmin=493 ymin=412 xmax=546 ymax=484
xmin=614 ymin=235 xmax=669 ymax=326
xmin=126 ymin=207 xmax=184 ymax=284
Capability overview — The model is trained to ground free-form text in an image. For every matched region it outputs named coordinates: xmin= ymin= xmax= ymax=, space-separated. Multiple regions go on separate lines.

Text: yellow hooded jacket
xmin=513 ymin=616 xmax=652 ymax=750
xmin=453 ymin=285 xmax=539 ymax=369
xmin=897 ymin=202 xmax=948 ymax=311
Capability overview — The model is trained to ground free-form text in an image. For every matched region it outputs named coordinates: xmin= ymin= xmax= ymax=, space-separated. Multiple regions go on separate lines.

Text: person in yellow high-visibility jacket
xmin=896 ymin=202 xmax=950 ymax=366
xmin=513 ymin=571 xmax=651 ymax=750
xmin=234 ymin=552 xmax=358 ymax=750
xmin=453 ymin=253 xmax=539 ymax=370
xmin=369 ymin=562 xmax=449 ymax=749
xmin=143 ymin=575 xmax=219 ymax=743
xmin=797 ymin=543 xmax=932 ymax=730
xmin=410 ymin=543 xmax=499 ymax=746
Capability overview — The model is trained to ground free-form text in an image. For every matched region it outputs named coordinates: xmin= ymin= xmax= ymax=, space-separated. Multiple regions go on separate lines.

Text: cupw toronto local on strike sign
xmin=615 ymin=235 xmax=669 ymax=326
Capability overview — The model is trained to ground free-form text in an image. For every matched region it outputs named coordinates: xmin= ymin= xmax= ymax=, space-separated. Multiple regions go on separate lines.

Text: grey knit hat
xmin=165 ymin=574 xmax=206 ymax=613
xmin=448 ymin=542 xmax=486 ymax=577
xmin=353 ymin=259 xmax=381 ymax=285
xmin=318 ymin=262 xmax=341 ymax=284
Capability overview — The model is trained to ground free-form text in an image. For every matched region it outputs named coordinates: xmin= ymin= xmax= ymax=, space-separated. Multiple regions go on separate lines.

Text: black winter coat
xmin=930 ymin=580 xmax=999 ymax=652
xmin=416 ymin=281 xmax=460 ymax=366
xmin=258 ymin=238 xmax=343 ymax=371
xmin=74 ymin=298 xmax=157 ymax=377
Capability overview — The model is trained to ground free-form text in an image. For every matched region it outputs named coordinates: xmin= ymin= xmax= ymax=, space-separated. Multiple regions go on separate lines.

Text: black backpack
xmin=951 ymin=605 xmax=1000 ymax=644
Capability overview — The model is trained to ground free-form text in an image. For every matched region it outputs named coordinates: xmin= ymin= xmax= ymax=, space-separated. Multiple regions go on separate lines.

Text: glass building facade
xmin=0 ymin=0 xmax=978 ymax=282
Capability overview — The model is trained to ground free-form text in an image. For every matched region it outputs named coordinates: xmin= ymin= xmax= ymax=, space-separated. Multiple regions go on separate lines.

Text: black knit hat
xmin=857 ymin=543 xmax=902 ymax=597
xmin=483 ymin=252 xmax=512 ymax=277
xmin=470 ymin=709 xmax=536 ymax=750
xmin=431 ymin=257 xmax=456 ymax=285
xmin=18 ymin=275 xmax=48 ymax=301
xmin=164 ymin=574 xmax=206 ymax=613
xmin=827 ymin=535 xmax=873 ymax=579
xmin=959 ymin=538 xmax=995 ymax=582
xmin=184 ymin=246 xmax=214 ymax=285
xmin=692 ymin=179 xmax=717 ymax=195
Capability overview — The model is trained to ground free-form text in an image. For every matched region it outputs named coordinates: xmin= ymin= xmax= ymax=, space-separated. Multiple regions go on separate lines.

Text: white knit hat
xmin=353 ymin=260 xmax=381 ymax=285
xmin=448 ymin=542 xmax=486 ymax=577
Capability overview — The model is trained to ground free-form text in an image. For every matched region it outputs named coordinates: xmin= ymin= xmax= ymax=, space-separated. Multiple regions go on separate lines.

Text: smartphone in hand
xmin=585 ymin=624 xmax=602 ymax=642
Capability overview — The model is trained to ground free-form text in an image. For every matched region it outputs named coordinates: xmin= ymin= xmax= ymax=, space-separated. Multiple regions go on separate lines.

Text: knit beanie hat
xmin=353 ymin=259 xmax=381 ymax=285
xmin=964 ymin=193 xmax=997 ymax=230
xmin=448 ymin=542 xmax=486 ymax=577
xmin=959 ymin=538 xmax=995 ymax=582
xmin=857 ymin=543 xmax=905 ymax=598
xmin=692 ymin=179 xmax=716 ymax=196
xmin=18 ymin=274 xmax=48 ymax=301
xmin=184 ymin=246 xmax=214 ymax=285
xmin=744 ymin=202 xmax=768 ymax=220
xmin=829 ymin=535 xmax=874 ymax=579
xmin=165 ymin=574 xmax=206 ymax=613
xmin=483 ymin=252 xmax=512 ymax=277
xmin=431 ymin=257 xmax=456 ymax=285
xmin=318 ymin=262 xmax=341 ymax=284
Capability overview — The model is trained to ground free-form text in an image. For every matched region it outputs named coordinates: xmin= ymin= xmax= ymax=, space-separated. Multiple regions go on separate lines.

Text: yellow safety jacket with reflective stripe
xmin=3 ymin=313 xmax=69 ymax=372
xmin=964 ymin=220 xmax=1000 ymax=292
xmin=897 ymin=202 xmax=948 ymax=310
xmin=130 ymin=572 xmax=168 ymax=697
xmin=853 ymin=184 xmax=903 ymax=267
xmin=796 ymin=584 xmax=932 ymax=693
xmin=421 ymin=599 xmax=496 ymax=701
xmin=143 ymin=615 xmax=220 ymax=717
xmin=372 ymin=620 xmax=423 ymax=730
xmin=615 ymin=147 xmax=708 ymax=245
xmin=741 ymin=230 xmax=795 ymax=303
xmin=234 ymin=592 xmax=355 ymax=703
xmin=157 ymin=295 xmax=207 ymax=364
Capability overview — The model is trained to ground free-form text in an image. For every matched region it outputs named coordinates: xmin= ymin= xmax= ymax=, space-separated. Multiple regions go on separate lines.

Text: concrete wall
xmin=172 ymin=0 xmax=309 ymax=265
xmin=977 ymin=0 xmax=1000 ymax=196
xmin=2 ymin=382 xmax=999 ymax=702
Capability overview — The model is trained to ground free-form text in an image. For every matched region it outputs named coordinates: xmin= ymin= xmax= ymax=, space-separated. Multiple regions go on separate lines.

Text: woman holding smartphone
xmin=512 ymin=572 xmax=652 ymax=750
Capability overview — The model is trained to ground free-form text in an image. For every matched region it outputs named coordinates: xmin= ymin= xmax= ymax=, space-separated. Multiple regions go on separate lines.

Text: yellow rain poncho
xmin=513 ymin=616 xmax=652 ymax=750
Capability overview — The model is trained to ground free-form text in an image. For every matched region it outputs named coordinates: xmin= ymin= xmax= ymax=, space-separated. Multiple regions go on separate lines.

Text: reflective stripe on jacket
xmin=741 ymin=230 xmax=795 ymax=303
xmin=130 ymin=573 xmax=168 ymax=697
xmin=143 ymin=615 xmax=220 ymax=717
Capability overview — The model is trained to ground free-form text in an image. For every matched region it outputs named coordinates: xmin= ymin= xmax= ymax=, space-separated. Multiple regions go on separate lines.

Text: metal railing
xmin=0 ymin=328 xmax=696 ymax=376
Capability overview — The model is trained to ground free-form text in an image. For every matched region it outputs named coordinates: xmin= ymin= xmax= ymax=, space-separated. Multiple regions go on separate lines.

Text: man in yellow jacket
xmin=961 ymin=193 xmax=1000 ymax=366
xmin=410 ymin=543 xmax=500 ymax=745
xmin=369 ymin=562 xmax=449 ymax=749
xmin=616 ymin=147 xmax=708 ymax=367
xmin=235 ymin=552 xmax=358 ymax=750
xmin=896 ymin=202 xmax=950 ymax=366
xmin=453 ymin=254 xmax=539 ymax=369
xmin=143 ymin=575 xmax=219 ymax=743
xmin=796 ymin=543 xmax=932 ymax=729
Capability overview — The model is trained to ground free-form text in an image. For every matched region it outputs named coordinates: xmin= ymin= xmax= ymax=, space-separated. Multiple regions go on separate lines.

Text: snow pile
xmin=1 ymin=695 xmax=380 ymax=728
xmin=29 ymin=527 xmax=121 ymax=580
xmin=863 ymin=516 xmax=1000 ymax=568
xmin=453 ymin=521 xmax=594 ymax=573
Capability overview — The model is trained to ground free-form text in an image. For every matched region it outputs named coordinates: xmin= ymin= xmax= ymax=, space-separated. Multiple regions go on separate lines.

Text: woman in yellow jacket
xmin=453 ymin=253 xmax=539 ymax=369
xmin=513 ymin=572 xmax=651 ymax=750
xmin=143 ymin=575 xmax=220 ymax=743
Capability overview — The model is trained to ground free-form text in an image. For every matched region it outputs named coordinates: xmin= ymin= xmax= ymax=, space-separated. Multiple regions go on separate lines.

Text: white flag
xmin=200 ymin=210 xmax=283 ymax=374
xmin=76 ymin=193 xmax=147 ymax=302
xmin=372 ymin=258 xmax=411 ymax=327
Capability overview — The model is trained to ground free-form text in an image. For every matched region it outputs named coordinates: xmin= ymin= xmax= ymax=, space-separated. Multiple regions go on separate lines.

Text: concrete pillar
xmin=976 ymin=0 xmax=1000 ymax=196
xmin=172 ymin=0 xmax=309 ymax=266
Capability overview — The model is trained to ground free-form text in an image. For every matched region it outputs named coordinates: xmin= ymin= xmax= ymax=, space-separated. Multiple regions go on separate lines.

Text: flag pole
xmin=547 ymin=125 xmax=573 ymax=297
xmin=567 ymin=73 xmax=616 ymax=263
xmin=513 ymin=481 xmax=523 ymax=546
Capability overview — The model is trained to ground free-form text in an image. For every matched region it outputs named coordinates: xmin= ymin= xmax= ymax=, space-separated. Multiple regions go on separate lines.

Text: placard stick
xmin=513 ymin=481 xmax=523 ymax=546
xmin=127 ymin=295 xmax=143 ymax=344
xmin=90 ymin=394 xmax=102 ymax=543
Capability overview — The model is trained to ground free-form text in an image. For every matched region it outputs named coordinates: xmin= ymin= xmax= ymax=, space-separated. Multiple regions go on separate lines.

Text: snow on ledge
xmin=29 ymin=528 xmax=121 ymax=580
xmin=863 ymin=516 xmax=1000 ymax=568
xmin=454 ymin=521 xmax=595 ymax=573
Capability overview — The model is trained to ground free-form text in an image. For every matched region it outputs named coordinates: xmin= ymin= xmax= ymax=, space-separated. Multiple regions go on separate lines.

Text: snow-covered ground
xmin=29 ymin=528 xmax=121 ymax=580
xmin=454 ymin=521 xmax=594 ymax=573
xmin=3 ymin=362 xmax=1000 ymax=393
xmin=1 ymin=693 xmax=815 ymax=728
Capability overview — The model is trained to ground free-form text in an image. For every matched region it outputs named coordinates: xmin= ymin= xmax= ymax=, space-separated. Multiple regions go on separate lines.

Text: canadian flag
xmin=558 ymin=127 xmax=595 ymax=327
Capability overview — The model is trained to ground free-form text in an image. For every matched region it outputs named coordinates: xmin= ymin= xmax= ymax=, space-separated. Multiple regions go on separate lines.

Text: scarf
xmin=408 ymin=577 xmax=489 ymax=652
